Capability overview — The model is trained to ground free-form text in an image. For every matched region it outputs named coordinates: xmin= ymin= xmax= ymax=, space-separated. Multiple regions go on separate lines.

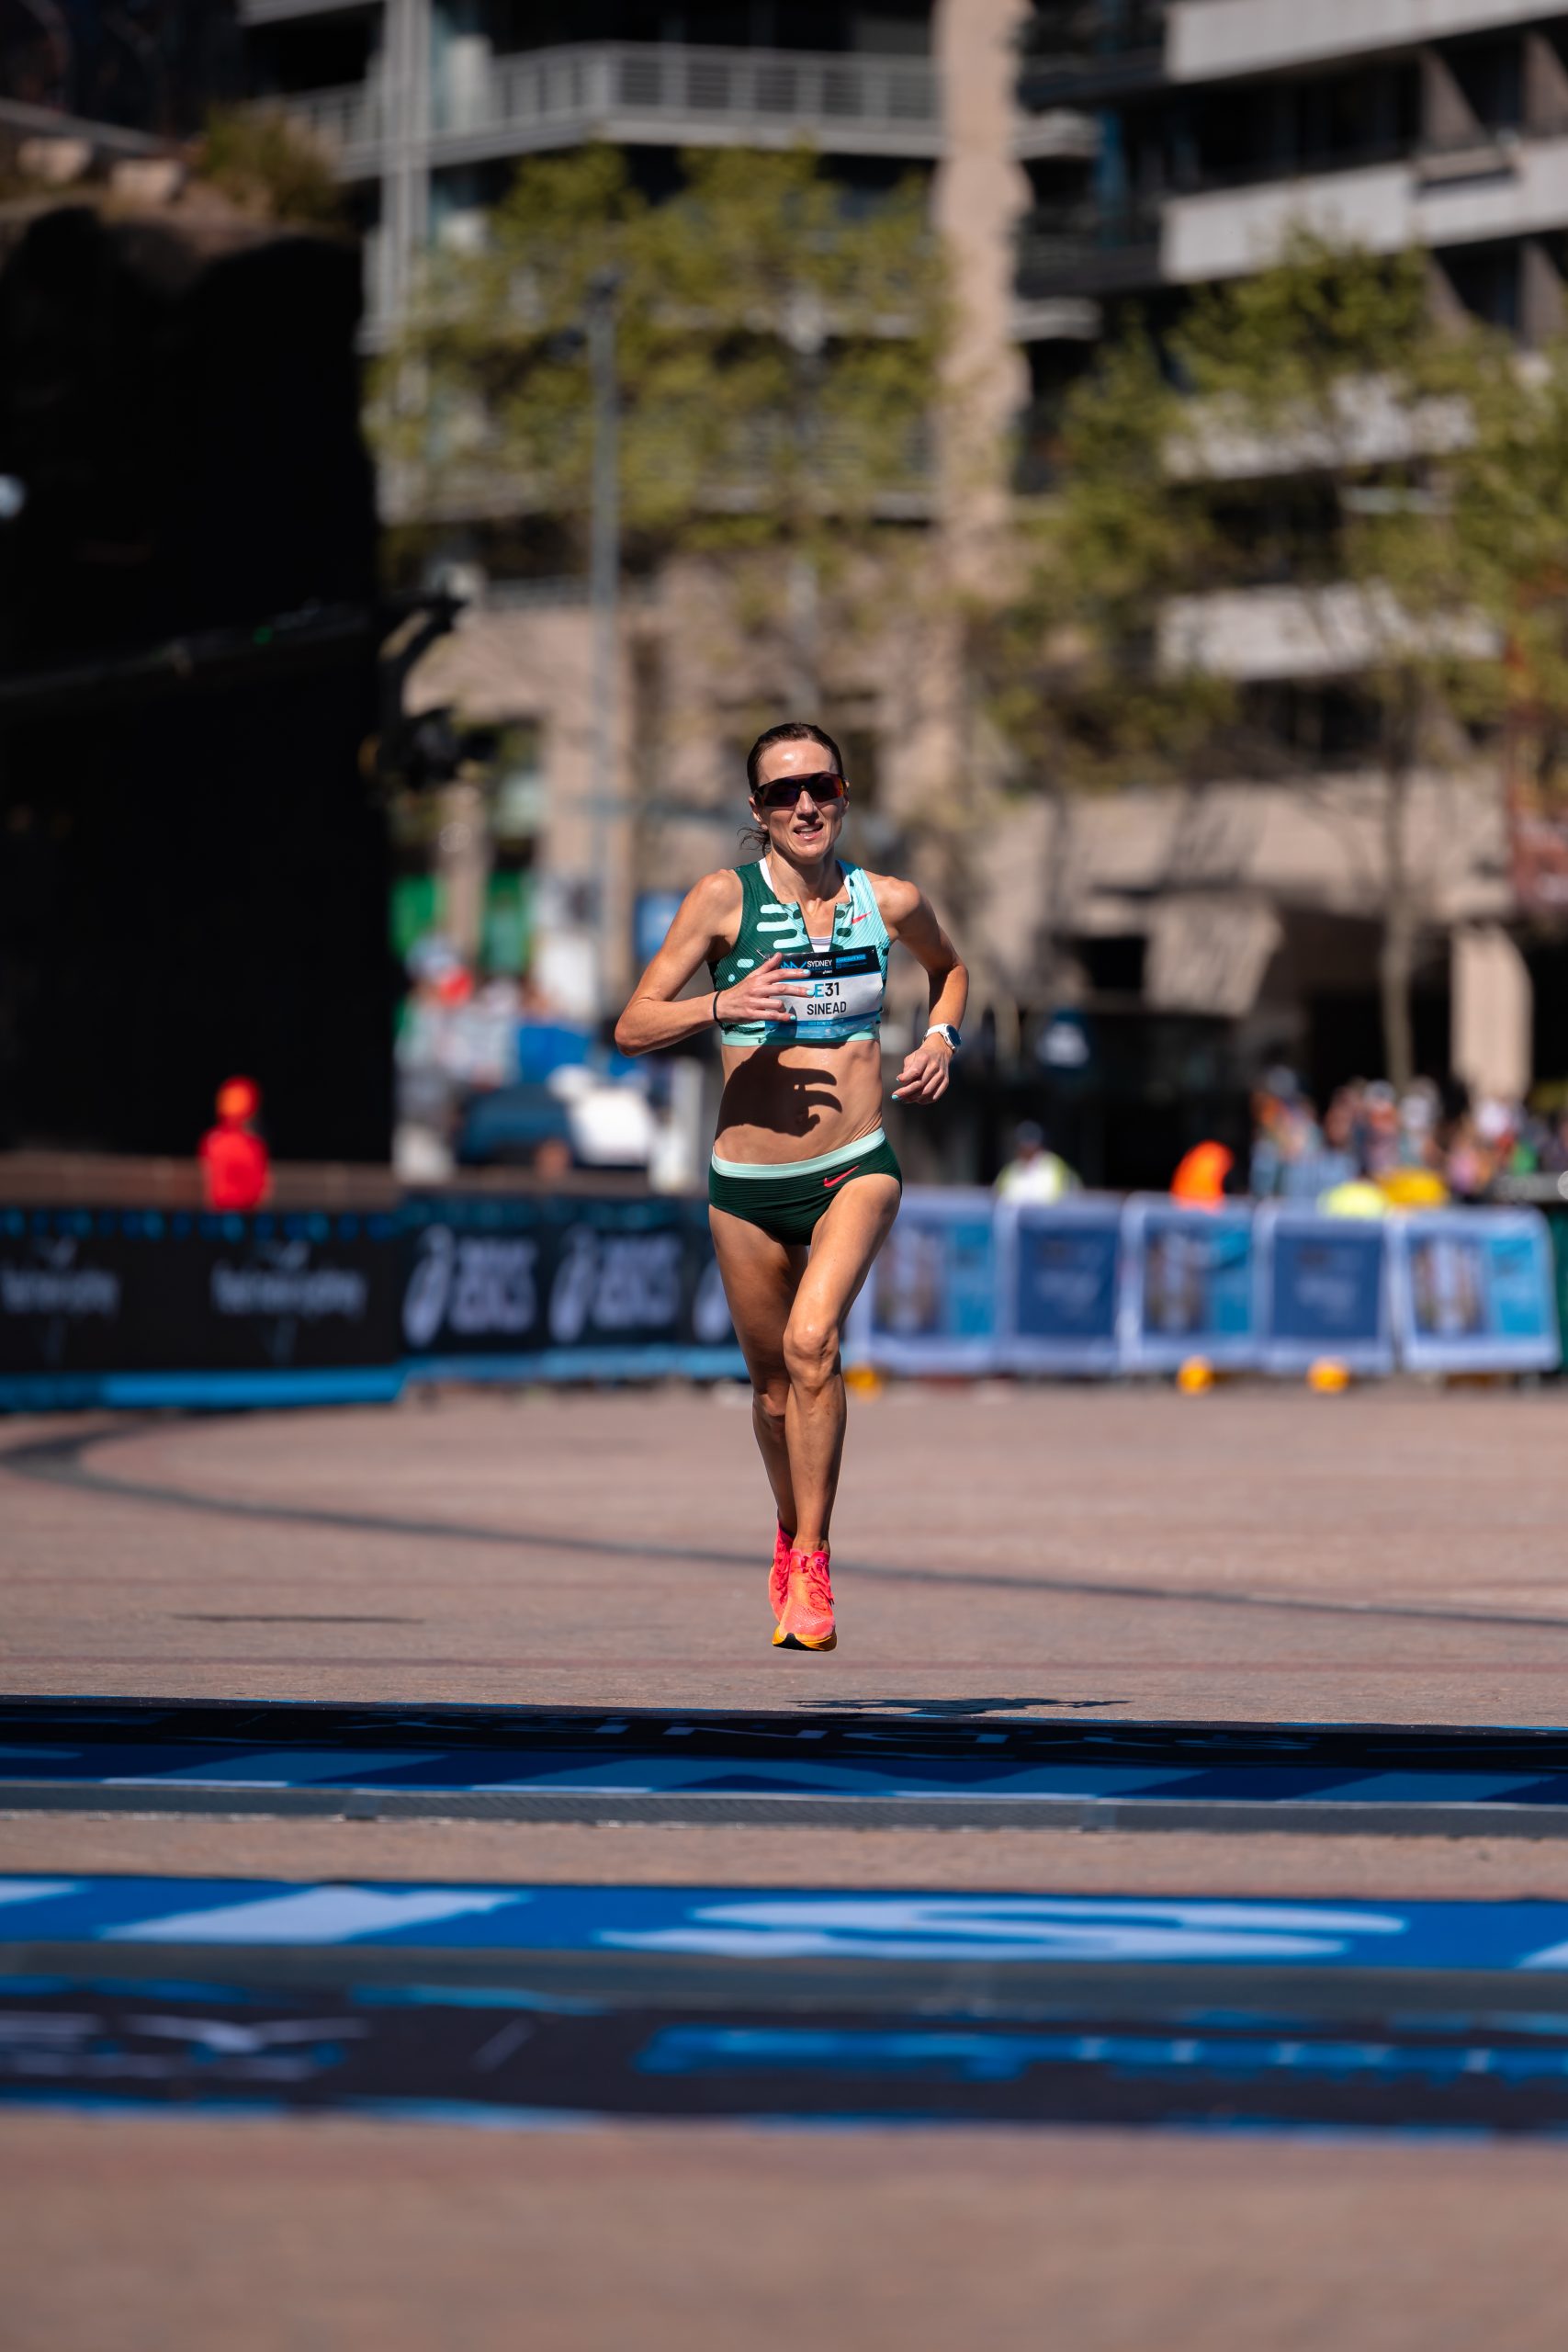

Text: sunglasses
xmin=752 ymin=771 xmax=848 ymax=812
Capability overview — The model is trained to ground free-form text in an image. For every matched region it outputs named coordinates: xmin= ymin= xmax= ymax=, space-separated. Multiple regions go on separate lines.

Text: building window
xmin=1438 ymin=241 xmax=1522 ymax=334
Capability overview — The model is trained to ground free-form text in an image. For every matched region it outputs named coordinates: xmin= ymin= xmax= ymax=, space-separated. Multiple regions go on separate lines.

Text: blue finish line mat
xmin=7 ymin=1877 xmax=1568 ymax=1974
xmin=5 ymin=1701 xmax=1568 ymax=1834
xmin=8 ymin=1877 xmax=1568 ymax=2137
xmin=6 ymin=1977 xmax=1568 ymax=2137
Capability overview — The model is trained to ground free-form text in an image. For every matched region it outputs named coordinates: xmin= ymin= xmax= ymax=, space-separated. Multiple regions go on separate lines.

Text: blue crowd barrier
xmin=845 ymin=1192 xmax=1559 ymax=1382
xmin=1118 ymin=1196 xmax=1259 ymax=1374
xmin=1255 ymin=1205 xmax=1395 ymax=1378
xmin=0 ymin=1191 xmax=1559 ymax=1408
xmin=1389 ymin=1207 xmax=1560 ymax=1376
xmin=844 ymin=1188 xmax=998 ymax=1376
xmin=994 ymin=1197 xmax=1123 ymax=1375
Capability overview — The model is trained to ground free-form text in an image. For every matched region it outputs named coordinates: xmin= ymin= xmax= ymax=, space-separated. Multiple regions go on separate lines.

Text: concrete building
xmin=1008 ymin=0 xmax=1568 ymax=1142
xmin=242 ymin=0 xmax=1568 ymax=1180
xmin=243 ymin=0 xmax=1035 ymax=1167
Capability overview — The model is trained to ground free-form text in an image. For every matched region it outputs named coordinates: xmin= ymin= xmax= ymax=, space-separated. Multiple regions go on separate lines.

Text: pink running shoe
xmin=769 ymin=1521 xmax=794 ymax=1626
xmin=773 ymin=1548 xmax=836 ymax=1652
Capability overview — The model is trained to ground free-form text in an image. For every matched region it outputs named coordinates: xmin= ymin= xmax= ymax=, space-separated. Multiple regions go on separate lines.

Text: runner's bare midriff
xmin=716 ymin=1036 xmax=886 ymax=1165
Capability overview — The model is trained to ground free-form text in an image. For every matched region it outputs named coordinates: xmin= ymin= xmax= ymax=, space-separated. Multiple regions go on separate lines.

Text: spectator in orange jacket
xmin=199 ymin=1076 xmax=271 ymax=1211
xmin=1170 ymin=1140 xmax=1234 ymax=1207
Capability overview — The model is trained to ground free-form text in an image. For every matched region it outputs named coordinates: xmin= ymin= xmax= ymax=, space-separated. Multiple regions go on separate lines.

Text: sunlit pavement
xmin=7 ymin=1384 xmax=1568 ymax=1720
xmin=5 ymin=1385 xmax=1568 ymax=2349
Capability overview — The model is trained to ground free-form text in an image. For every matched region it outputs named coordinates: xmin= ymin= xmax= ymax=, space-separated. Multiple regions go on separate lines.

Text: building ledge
xmin=1012 ymin=107 xmax=1100 ymax=163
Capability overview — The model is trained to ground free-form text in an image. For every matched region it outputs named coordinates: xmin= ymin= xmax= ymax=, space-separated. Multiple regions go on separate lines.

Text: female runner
xmin=615 ymin=719 xmax=967 ymax=1652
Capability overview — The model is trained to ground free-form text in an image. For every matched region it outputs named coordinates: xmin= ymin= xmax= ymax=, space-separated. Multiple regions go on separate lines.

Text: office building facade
xmin=247 ymin=3 xmax=1568 ymax=1162
xmin=1006 ymin=0 xmax=1568 ymax=1120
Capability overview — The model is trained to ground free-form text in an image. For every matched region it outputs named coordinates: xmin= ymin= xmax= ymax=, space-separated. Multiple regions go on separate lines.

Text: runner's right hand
xmin=716 ymin=953 xmax=807 ymax=1027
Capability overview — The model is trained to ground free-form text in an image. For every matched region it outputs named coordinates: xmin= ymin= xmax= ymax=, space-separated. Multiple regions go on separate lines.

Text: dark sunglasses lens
xmin=760 ymin=773 xmax=845 ymax=809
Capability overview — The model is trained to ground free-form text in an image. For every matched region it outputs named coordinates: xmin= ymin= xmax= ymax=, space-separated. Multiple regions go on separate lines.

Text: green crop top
xmin=709 ymin=857 xmax=891 ymax=1047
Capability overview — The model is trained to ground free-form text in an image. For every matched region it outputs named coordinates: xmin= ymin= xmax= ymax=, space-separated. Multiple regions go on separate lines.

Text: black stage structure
xmin=0 ymin=198 xmax=413 ymax=1163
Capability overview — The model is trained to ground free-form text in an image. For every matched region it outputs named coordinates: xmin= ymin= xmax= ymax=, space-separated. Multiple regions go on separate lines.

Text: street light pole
xmin=587 ymin=267 xmax=621 ymax=1020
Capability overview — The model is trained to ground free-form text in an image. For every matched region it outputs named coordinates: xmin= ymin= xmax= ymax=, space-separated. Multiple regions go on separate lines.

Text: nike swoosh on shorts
xmin=823 ymin=1168 xmax=853 ymax=1188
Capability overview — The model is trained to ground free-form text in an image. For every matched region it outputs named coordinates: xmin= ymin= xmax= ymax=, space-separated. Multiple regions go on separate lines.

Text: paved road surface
xmin=6 ymin=1385 xmax=1568 ymax=2348
xmin=6 ymin=1384 xmax=1568 ymax=1721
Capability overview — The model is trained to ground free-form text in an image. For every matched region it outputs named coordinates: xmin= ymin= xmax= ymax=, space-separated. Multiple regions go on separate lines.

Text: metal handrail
xmin=442 ymin=41 xmax=939 ymax=141
xmin=278 ymin=42 xmax=939 ymax=169
xmin=276 ymin=80 xmax=381 ymax=155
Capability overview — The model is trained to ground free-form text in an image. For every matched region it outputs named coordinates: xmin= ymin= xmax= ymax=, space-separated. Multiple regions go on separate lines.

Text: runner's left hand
xmin=891 ymin=1041 xmax=952 ymax=1104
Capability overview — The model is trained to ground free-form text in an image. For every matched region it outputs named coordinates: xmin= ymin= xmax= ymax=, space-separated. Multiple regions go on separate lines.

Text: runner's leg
xmin=782 ymin=1174 xmax=900 ymax=1553
xmin=709 ymin=1204 xmax=807 ymax=1537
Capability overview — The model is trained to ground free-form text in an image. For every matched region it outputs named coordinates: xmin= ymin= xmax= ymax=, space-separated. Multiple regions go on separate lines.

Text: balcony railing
xmin=1019 ymin=2 xmax=1168 ymax=103
xmin=276 ymin=81 xmax=382 ymax=166
xmin=438 ymin=41 xmax=940 ymax=157
xmin=279 ymin=41 xmax=942 ymax=175
xmin=1016 ymin=196 xmax=1162 ymax=294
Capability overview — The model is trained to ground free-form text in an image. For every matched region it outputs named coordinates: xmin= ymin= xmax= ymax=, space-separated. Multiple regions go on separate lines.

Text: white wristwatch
xmin=925 ymin=1023 xmax=961 ymax=1054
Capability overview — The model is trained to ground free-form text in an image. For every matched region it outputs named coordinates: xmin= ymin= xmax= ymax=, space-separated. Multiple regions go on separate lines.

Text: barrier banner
xmin=0 ymin=1205 xmax=403 ymax=1406
xmin=847 ymin=1187 xmax=998 ymax=1374
xmin=996 ymin=1197 xmax=1123 ymax=1374
xmin=1119 ymin=1197 xmax=1258 ymax=1371
xmin=1255 ymin=1208 xmax=1394 ymax=1376
xmin=0 ymin=1206 xmax=139 ymax=1376
xmin=1389 ymin=1208 xmax=1560 ymax=1374
xmin=401 ymin=1193 xmax=741 ymax=1380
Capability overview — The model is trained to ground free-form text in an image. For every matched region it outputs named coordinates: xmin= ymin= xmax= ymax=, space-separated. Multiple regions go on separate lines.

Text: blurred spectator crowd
xmin=1248 ymin=1069 xmax=1566 ymax=1211
xmin=393 ymin=939 xmax=701 ymax=1189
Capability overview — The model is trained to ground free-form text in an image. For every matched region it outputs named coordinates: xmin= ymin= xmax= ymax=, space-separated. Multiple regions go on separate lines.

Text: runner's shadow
xmin=719 ymin=1055 xmax=840 ymax=1139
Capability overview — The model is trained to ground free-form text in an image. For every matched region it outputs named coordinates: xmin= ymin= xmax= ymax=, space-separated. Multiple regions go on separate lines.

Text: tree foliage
xmin=197 ymin=107 xmax=347 ymax=230
xmin=978 ymin=232 xmax=1568 ymax=1083
xmin=378 ymin=143 xmax=945 ymax=560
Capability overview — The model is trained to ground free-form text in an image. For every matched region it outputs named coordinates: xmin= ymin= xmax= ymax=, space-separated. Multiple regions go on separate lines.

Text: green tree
xmin=197 ymin=107 xmax=347 ymax=229
xmin=377 ymin=142 xmax=947 ymax=707
xmin=1454 ymin=338 xmax=1568 ymax=920
xmin=982 ymin=233 xmax=1513 ymax=1090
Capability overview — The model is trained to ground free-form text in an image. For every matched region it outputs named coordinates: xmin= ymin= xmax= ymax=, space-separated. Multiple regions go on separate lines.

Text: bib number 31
xmin=784 ymin=946 xmax=882 ymax=1023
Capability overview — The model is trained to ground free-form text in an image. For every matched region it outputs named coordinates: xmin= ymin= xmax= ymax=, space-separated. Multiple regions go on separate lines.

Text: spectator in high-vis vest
xmin=995 ymin=1121 xmax=1078 ymax=1204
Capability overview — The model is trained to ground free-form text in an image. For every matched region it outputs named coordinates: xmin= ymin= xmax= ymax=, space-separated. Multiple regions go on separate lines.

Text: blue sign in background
xmin=1258 ymin=1211 xmax=1393 ymax=1374
xmin=1391 ymin=1210 xmax=1560 ymax=1374
xmin=998 ymin=1200 xmax=1122 ymax=1373
xmin=848 ymin=1189 xmax=998 ymax=1374
xmin=1120 ymin=1201 xmax=1258 ymax=1369
xmin=1 ymin=1193 xmax=1560 ymax=1407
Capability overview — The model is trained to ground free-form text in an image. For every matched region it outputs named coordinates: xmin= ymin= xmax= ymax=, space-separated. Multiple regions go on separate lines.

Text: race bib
xmin=781 ymin=945 xmax=884 ymax=1024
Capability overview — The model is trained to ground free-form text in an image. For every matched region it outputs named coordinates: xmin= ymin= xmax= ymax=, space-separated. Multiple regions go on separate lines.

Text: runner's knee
xmin=784 ymin=1315 xmax=840 ymax=1391
xmin=752 ymin=1378 xmax=789 ymax=1430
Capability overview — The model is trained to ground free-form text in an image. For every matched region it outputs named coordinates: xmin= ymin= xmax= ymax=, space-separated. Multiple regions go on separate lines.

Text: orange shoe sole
xmin=772 ymin=1623 xmax=837 ymax=1652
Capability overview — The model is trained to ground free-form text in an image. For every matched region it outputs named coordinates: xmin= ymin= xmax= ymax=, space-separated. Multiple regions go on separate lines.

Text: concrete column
xmin=383 ymin=0 xmax=432 ymax=320
xmin=1418 ymin=47 xmax=1479 ymax=148
xmin=1524 ymin=30 xmax=1568 ymax=137
xmin=1522 ymin=238 xmax=1566 ymax=345
xmin=1452 ymin=922 xmax=1532 ymax=1103
xmin=931 ymin=0 xmax=1032 ymax=569
xmin=437 ymin=776 xmax=489 ymax=962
